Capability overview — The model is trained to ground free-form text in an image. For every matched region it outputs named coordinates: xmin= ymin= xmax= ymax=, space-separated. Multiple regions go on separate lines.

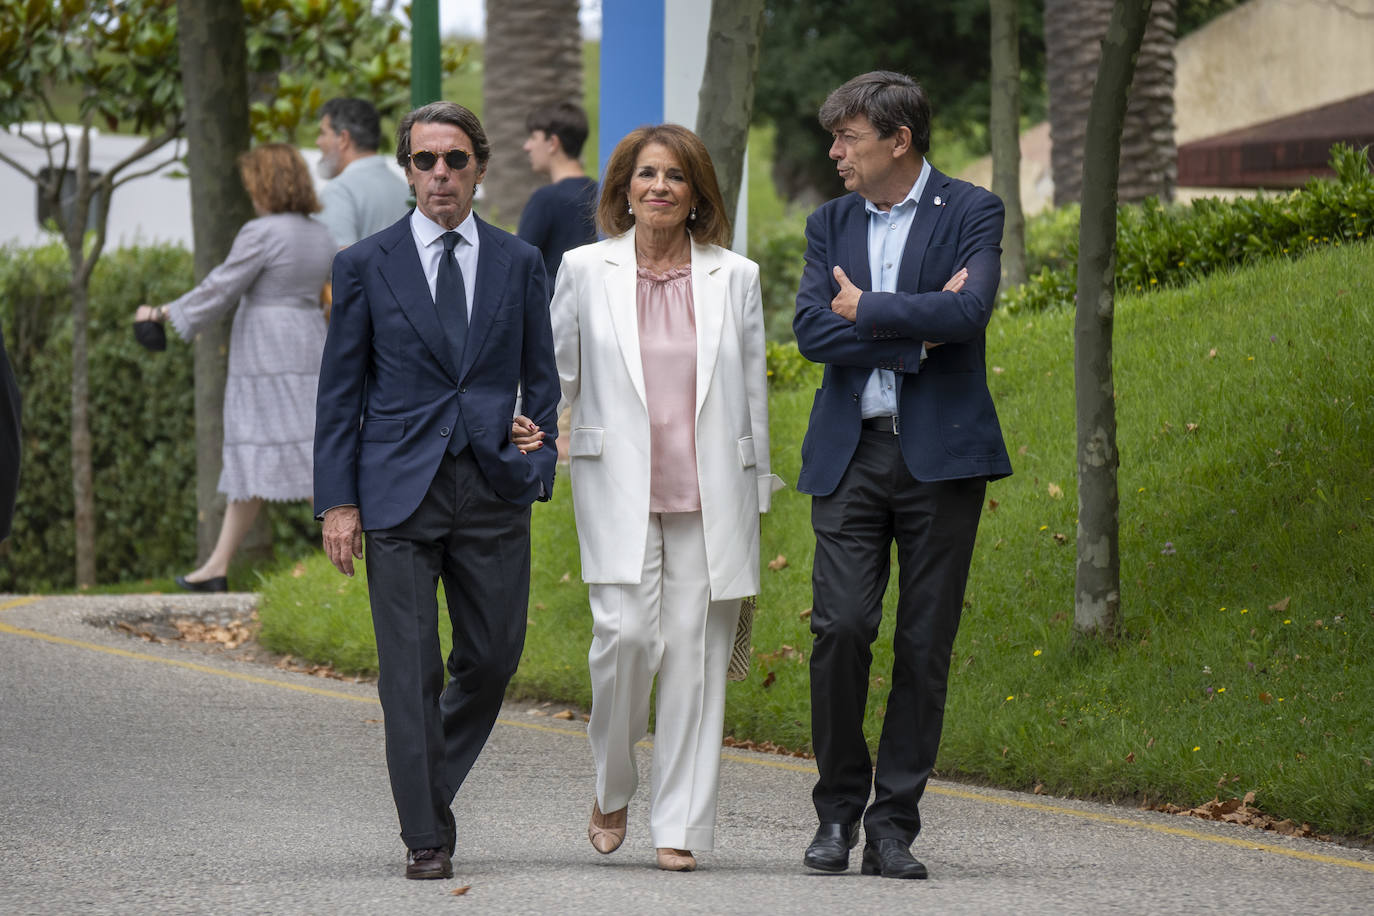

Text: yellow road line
xmin=0 ymin=596 xmax=40 ymax=612
xmin=3 ymin=609 xmax=1373 ymax=875
xmin=0 ymin=619 xmax=380 ymax=704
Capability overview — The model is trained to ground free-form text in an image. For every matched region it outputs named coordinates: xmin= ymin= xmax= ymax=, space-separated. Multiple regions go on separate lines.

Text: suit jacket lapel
xmin=461 ymin=216 xmax=511 ymax=381
xmin=844 ymin=195 xmax=872 ymax=291
xmin=603 ymin=230 xmax=647 ymax=409
xmin=690 ymin=239 xmax=725 ymax=421
xmin=377 ymin=219 xmax=459 ymax=381
xmin=898 ymin=166 xmax=950 ymax=291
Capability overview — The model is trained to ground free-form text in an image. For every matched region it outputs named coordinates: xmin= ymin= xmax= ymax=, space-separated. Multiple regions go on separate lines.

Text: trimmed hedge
xmin=1002 ymin=144 xmax=1374 ymax=313
xmin=0 ymin=242 xmax=316 ymax=591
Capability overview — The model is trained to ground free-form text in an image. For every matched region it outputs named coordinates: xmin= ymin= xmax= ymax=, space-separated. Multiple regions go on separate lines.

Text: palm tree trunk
xmin=482 ymin=0 xmax=583 ymax=228
xmin=1047 ymin=0 xmax=1176 ymax=206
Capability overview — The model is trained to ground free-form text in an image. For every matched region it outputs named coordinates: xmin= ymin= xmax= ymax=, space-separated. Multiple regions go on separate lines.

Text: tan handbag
xmin=727 ymin=596 xmax=756 ymax=681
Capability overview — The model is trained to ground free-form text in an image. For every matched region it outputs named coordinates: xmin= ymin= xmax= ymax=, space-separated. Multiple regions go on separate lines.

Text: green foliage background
xmin=0 ymin=244 xmax=317 ymax=591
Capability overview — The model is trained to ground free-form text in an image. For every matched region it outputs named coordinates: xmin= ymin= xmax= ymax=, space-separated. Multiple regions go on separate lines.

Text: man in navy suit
xmin=313 ymin=101 xmax=559 ymax=880
xmin=793 ymin=71 xmax=1012 ymax=880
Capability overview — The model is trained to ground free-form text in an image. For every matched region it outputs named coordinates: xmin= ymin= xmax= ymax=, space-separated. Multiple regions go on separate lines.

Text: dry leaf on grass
xmin=767 ymin=554 xmax=788 ymax=571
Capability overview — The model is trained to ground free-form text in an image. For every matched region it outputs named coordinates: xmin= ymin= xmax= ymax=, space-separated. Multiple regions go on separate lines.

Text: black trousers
xmin=808 ymin=427 xmax=986 ymax=844
xmin=364 ymin=448 xmax=531 ymax=852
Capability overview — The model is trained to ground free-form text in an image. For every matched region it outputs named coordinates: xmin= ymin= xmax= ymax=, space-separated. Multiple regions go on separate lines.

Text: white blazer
xmin=551 ymin=229 xmax=784 ymax=600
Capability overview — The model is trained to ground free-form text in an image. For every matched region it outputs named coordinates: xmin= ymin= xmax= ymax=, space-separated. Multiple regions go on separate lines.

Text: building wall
xmin=1175 ymin=0 xmax=1374 ymax=144
xmin=960 ymin=0 xmax=1374 ymax=214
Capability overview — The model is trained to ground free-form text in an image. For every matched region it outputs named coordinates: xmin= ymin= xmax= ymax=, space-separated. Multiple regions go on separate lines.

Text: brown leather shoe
xmin=588 ymin=799 xmax=627 ymax=854
xmin=405 ymin=847 xmax=453 ymax=880
xmin=656 ymin=847 xmax=696 ymax=871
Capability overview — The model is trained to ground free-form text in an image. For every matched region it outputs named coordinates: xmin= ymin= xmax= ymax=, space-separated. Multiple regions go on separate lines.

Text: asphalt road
xmin=3 ymin=593 xmax=1372 ymax=915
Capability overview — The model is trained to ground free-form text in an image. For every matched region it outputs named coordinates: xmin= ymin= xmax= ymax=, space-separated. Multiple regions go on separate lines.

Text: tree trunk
xmin=65 ymin=125 xmax=97 ymax=588
xmin=695 ymin=0 xmax=766 ymax=248
xmin=176 ymin=0 xmax=256 ymax=564
xmin=989 ymin=0 xmax=1027 ymax=288
xmin=1046 ymin=0 xmax=1175 ymax=207
xmin=67 ymin=254 xmax=95 ymax=588
xmin=482 ymin=0 xmax=583 ymax=228
xmin=1073 ymin=0 xmax=1151 ymax=638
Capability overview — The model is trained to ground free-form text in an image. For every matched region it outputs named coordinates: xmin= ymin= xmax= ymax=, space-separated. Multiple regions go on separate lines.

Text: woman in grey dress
xmin=136 ymin=143 xmax=336 ymax=591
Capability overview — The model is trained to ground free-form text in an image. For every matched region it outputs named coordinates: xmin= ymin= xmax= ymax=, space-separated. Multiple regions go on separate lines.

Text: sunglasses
xmin=409 ymin=148 xmax=472 ymax=171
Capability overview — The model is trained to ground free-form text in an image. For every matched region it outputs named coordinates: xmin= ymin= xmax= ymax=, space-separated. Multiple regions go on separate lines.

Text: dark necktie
xmin=437 ymin=230 xmax=468 ymax=368
xmin=437 ymin=230 xmax=469 ymax=455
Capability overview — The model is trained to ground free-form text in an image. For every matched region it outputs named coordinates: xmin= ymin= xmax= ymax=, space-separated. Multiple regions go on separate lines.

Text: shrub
xmin=0 ymin=241 xmax=318 ymax=591
xmin=1003 ymin=144 xmax=1374 ymax=313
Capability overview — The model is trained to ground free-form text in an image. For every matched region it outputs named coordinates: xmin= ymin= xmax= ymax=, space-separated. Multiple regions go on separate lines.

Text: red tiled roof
xmin=1177 ymin=92 xmax=1374 ymax=188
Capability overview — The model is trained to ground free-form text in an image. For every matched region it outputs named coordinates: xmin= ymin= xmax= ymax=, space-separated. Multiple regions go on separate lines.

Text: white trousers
xmin=586 ymin=511 xmax=740 ymax=851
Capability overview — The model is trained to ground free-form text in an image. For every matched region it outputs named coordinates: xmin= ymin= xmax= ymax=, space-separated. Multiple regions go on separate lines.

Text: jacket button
xmin=440 ymin=427 xmax=450 ymax=436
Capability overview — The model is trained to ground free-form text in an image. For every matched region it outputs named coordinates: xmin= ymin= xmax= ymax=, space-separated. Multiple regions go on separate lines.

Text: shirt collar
xmin=865 ymin=158 xmax=932 ymax=217
xmin=411 ymin=206 xmax=478 ymax=250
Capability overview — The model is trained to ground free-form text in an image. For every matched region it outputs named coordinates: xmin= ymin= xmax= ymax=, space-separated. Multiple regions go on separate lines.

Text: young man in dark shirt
xmin=517 ymin=101 xmax=598 ymax=290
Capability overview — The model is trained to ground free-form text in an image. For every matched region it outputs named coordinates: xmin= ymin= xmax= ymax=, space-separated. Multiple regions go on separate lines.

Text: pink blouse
xmin=637 ymin=265 xmax=701 ymax=513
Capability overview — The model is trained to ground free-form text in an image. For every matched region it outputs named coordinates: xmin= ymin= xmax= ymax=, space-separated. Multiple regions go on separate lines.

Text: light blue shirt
xmin=859 ymin=158 xmax=931 ymax=419
xmin=316 ymin=155 xmax=410 ymax=248
xmin=411 ymin=207 xmax=480 ymax=321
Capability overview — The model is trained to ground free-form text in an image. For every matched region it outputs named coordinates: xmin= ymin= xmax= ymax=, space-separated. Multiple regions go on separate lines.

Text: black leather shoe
xmin=175 ymin=574 xmax=228 ymax=593
xmin=860 ymin=838 xmax=928 ymax=879
xmin=405 ymin=847 xmax=453 ymax=880
xmin=803 ymin=821 xmax=860 ymax=872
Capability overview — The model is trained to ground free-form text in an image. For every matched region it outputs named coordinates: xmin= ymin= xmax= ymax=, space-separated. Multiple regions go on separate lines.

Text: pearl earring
xmin=689 ymin=206 xmax=697 ymax=221
xmin=627 ymin=202 xmax=633 ymax=215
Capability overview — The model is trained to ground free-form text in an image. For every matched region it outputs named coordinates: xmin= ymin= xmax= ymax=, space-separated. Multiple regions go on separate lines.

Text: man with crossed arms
xmin=793 ymin=71 xmax=1013 ymax=880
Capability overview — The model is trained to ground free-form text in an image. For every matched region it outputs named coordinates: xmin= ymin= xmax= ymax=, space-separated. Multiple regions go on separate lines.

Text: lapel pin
xmin=933 ymin=195 xmax=944 ymax=207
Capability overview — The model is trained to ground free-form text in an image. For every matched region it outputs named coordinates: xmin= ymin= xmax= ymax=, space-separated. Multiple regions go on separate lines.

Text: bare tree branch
xmin=110 ymin=139 xmax=185 ymax=189
xmin=100 ymin=122 xmax=184 ymax=186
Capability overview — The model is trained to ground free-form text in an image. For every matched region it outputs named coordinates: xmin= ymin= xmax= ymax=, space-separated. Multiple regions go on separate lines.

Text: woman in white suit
xmin=515 ymin=124 xmax=780 ymax=871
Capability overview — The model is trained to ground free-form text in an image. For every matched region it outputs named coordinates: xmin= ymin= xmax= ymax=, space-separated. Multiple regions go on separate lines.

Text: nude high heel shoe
xmin=588 ymin=800 xmax=627 ymax=854
xmin=656 ymin=848 xmax=697 ymax=871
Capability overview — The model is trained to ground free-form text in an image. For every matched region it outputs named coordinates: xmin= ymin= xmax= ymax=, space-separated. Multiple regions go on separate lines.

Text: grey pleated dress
xmin=166 ymin=212 xmax=336 ymax=502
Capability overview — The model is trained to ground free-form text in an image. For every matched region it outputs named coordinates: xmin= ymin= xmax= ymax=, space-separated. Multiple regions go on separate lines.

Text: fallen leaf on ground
xmin=1047 ymin=482 xmax=1063 ymax=499
xmin=451 ymin=885 xmax=471 ymax=896
xmin=799 ymin=608 xmax=812 ymax=620
xmin=1269 ymin=596 xmax=1291 ymax=612
xmin=767 ymin=554 xmax=788 ymax=571
xmin=552 ymin=709 xmax=574 ymax=720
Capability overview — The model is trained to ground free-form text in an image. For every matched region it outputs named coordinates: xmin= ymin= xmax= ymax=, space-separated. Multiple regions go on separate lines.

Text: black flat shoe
xmin=860 ymin=838 xmax=928 ymax=879
xmin=174 ymin=574 xmax=228 ymax=593
xmin=803 ymin=820 xmax=860 ymax=872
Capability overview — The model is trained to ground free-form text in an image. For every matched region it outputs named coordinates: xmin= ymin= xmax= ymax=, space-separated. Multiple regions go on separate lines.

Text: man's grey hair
xmin=818 ymin=71 xmax=931 ymax=156
xmin=395 ymin=101 xmax=490 ymax=171
xmin=319 ymin=97 xmax=383 ymax=152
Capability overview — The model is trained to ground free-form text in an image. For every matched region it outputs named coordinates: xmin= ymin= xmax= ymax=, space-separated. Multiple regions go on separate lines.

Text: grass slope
xmin=258 ymin=241 xmax=1373 ymax=838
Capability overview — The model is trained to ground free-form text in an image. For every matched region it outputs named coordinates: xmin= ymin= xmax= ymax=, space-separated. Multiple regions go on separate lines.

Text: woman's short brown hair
xmin=237 ymin=143 xmax=321 ymax=216
xmin=596 ymin=124 xmax=731 ymax=248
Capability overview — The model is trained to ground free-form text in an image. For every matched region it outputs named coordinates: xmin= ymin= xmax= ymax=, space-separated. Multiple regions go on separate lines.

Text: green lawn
xmin=259 ymin=239 xmax=1374 ymax=840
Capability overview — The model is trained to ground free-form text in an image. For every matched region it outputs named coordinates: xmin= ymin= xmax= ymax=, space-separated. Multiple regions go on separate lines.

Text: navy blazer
xmin=792 ymin=166 xmax=1013 ymax=496
xmin=313 ymin=212 xmax=560 ymax=530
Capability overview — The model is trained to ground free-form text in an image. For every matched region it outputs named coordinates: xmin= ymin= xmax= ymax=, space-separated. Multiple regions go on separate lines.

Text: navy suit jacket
xmin=313 ymin=212 xmax=559 ymax=530
xmin=792 ymin=166 xmax=1013 ymax=496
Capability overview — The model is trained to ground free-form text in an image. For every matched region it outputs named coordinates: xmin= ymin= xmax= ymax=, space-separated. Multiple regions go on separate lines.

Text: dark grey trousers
xmin=364 ymin=448 xmax=531 ymax=852
xmin=808 ymin=427 xmax=986 ymax=844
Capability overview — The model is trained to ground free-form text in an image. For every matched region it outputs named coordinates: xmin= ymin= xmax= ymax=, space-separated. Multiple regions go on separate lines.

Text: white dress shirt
xmin=410 ymin=207 xmax=480 ymax=320
xmin=859 ymin=158 xmax=931 ymax=419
